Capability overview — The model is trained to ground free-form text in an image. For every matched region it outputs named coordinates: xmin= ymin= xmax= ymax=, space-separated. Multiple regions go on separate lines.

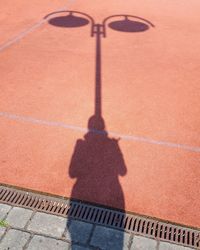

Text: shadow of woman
xmin=67 ymin=115 xmax=127 ymax=250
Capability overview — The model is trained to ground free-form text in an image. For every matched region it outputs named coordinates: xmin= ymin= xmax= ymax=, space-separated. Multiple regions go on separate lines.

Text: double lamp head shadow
xmin=44 ymin=11 xmax=154 ymax=132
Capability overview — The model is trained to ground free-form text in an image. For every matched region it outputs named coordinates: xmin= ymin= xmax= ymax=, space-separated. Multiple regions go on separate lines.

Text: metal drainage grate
xmin=0 ymin=186 xmax=199 ymax=249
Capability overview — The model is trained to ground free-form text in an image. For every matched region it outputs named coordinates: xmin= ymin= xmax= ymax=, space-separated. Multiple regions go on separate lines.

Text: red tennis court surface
xmin=1 ymin=0 xmax=200 ymax=229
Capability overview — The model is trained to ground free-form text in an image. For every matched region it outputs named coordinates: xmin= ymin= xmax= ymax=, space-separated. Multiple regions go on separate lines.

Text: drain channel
xmin=0 ymin=185 xmax=199 ymax=249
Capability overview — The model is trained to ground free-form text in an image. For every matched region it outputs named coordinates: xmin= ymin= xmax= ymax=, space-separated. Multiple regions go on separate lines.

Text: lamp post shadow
xmin=65 ymin=16 xmax=127 ymax=248
xmin=45 ymin=10 xmax=154 ymax=249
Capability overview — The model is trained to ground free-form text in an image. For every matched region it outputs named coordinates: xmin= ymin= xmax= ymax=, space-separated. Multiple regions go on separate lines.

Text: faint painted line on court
xmin=0 ymin=1 xmax=74 ymax=52
xmin=0 ymin=111 xmax=200 ymax=153
xmin=0 ymin=112 xmax=87 ymax=133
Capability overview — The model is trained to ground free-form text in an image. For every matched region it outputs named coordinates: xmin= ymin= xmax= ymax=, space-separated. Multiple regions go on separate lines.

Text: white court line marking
xmin=0 ymin=111 xmax=200 ymax=153
xmin=0 ymin=1 xmax=74 ymax=52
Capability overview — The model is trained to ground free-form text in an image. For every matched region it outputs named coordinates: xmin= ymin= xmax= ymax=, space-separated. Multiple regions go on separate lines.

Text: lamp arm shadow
xmin=103 ymin=14 xmax=155 ymax=28
xmin=44 ymin=10 xmax=96 ymax=36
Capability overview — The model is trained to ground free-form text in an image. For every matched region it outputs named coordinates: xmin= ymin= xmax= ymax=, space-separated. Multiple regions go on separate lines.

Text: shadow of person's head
xmin=88 ymin=115 xmax=105 ymax=131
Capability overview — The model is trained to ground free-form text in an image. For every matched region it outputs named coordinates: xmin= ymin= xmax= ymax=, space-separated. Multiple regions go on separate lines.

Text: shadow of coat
xmin=66 ymin=115 xmax=127 ymax=249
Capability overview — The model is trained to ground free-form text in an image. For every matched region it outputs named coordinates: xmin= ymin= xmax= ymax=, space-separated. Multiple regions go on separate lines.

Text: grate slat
xmin=21 ymin=194 xmax=29 ymax=206
xmin=78 ymin=205 xmax=86 ymax=219
xmin=3 ymin=190 xmax=12 ymax=201
xmin=7 ymin=191 xmax=17 ymax=203
xmin=91 ymin=208 xmax=98 ymax=222
xmin=35 ymin=198 xmax=43 ymax=209
xmin=11 ymin=192 xmax=21 ymax=204
xmin=100 ymin=210 xmax=107 ymax=224
xmin=82 ymin=206 xmax=91 ymax=220
xmin=0 ymin=189 xmax=7 ymax=199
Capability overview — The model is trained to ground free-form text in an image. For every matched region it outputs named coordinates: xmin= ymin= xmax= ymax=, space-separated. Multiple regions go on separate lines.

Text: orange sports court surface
xmin=0 ymin=0 xmax=200 ymax=229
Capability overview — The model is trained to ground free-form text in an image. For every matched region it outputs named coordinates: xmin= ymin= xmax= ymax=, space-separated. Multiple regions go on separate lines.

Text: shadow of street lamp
xmin=44 ymin=11 xmax=154 ymax=127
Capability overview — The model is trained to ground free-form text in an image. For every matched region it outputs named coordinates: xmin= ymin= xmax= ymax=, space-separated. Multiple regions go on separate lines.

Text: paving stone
xmin=27 ymin=212 xmax=66 ymax=238
xmin=131 ymin=235 xmax=157 ymax=250
xmin=90 ymin=226 xmax=131 ymax=250
xmin=27 ymin=235 xmax=70 ymax=250
xmin=0 ymin=204 xmax=11 ymax=220
xmin=64 ymin=219 xmax=93 ymax=244
xmin=71 ymin=245 xmax=91 ymax=250
xmin=0 ymin=227 xmax=6 ymax=238
xmin=6 ymin=207 xmax=33 ymax=228
xmin=159 ymin=241 xmax=194 ymax=250
xmin=0 ymin=229 xmax=30 ymax=250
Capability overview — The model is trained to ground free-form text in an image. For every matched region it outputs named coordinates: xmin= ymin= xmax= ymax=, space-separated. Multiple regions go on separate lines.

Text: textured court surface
xmin=1 ymin=1 xmax=200 ymax=228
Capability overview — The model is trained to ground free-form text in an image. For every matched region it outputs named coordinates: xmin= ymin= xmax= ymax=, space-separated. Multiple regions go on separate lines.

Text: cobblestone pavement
xmin=0 ymin=203 xmax=196 ymax=250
